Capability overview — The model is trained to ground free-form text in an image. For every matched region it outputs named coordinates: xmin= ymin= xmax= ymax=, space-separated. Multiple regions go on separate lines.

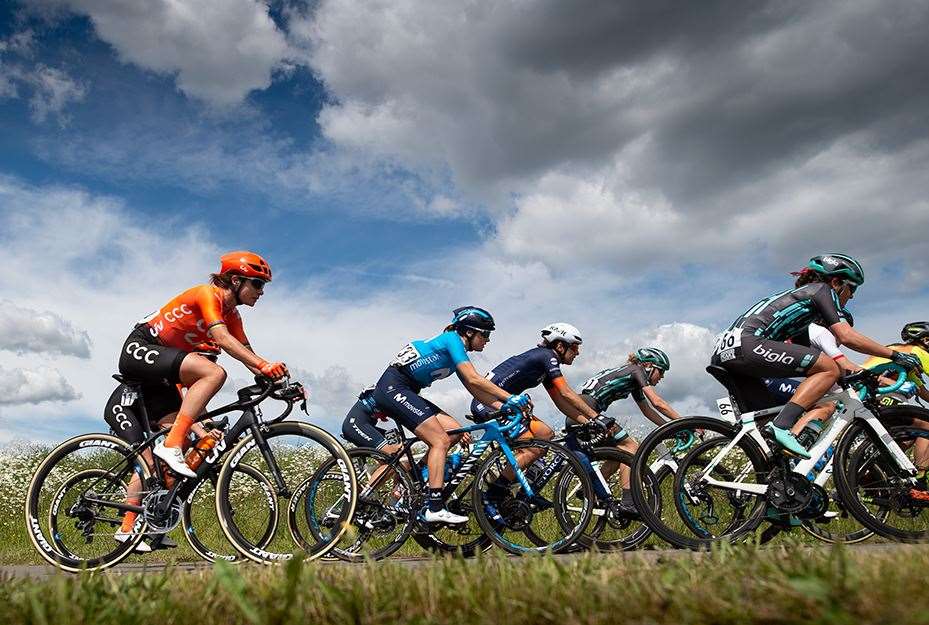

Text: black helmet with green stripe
xmin=902 ymin=321 xmax=929 ymax=345
xmin=635 ymin=347 xmax=670 ymax=371
xmin=807 ymin=253 xmax=864 ymax=286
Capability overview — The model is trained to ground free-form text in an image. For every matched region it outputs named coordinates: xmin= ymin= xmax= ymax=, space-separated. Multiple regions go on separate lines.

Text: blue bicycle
xmin=301 ymin=407 xmax=595 ymax=559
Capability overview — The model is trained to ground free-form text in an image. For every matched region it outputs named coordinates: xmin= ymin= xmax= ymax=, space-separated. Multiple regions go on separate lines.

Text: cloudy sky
xmin=2 ymin=0 xmax=928 ymax=443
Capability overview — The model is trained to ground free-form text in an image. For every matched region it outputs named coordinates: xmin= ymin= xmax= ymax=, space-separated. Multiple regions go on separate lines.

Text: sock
xmin=773 ymin=402 xmax=805 ymax=430
xmin=120 ymin=501 xmax=140 ymax=533
xmin=427 ymin=487 xmax=444 ymax=512
xmin=164 ymin=413 xmax=194 ymax=448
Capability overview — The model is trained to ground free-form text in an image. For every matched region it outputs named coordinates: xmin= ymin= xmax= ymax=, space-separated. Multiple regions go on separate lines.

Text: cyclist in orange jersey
xmin=113 ymin=251 xmax=287 ymax=545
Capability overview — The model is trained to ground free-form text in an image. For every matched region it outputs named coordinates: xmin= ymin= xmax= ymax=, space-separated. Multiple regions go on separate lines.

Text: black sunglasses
xmin=248 ymin=278 xmax=267 ymax=290
xmin=841 ymin=280 xmax=858 ymax=294
xmin=478 ymin=329 xmax=492 ymax=339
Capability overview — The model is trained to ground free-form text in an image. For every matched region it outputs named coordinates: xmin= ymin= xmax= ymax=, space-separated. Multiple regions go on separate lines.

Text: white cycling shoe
xmin=153 ymin=441 xmax=197 ymax=478
xmin=421 ymin=508 xmax=469 ymax=524
xmin=114 ymin=531 xmax=152 ymax=553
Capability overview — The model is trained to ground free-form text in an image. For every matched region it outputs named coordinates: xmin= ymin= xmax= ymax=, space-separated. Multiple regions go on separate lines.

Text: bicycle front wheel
xmin=833 ymin=415 xmax=929 ymax=542
xmin=631 ymin=417 xmax=770 ymax=550
xmin=182 ymin=464 xmax=276 ymax=563
xmin=471 ymin=439 xmax=594 ymax=554
xmin=215 ymin=421 xmax=357 ymax=563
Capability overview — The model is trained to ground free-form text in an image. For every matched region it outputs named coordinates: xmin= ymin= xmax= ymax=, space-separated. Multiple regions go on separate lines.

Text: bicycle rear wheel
xmin=26 ymin=433 xmax=149 ymax=572
xmin=471 ymin=439 xmax=593 ymax=554
xmin=215 ymin=421 xmax=357 ymax=563
xmin=302 ymin=448 xmax=415 ymax=562
xmin=554 ymin=447 xmax=656 ymax=551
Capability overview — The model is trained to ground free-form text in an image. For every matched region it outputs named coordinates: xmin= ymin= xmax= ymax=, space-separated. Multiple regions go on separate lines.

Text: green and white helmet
xmin=635 ymin=347 xmax=670 ymax=371
xmin=807 ymin=253 xmax=864 ymax=286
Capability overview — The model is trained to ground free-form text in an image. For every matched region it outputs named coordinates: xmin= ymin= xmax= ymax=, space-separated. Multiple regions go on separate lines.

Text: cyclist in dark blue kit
xmin=711 ymin=253 xmax=921 ymax=458
xmin=471 ymin=322 xmax=605 ymax=447
xmin=372 ymin=307 xmax=531 ymax=524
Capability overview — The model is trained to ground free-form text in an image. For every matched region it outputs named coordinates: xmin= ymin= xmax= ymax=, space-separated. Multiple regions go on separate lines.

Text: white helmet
xmin=540 ymin=322 xmax=583 ymax=346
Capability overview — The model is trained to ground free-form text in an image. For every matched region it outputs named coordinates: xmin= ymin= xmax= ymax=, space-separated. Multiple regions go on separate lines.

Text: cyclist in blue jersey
xmin=711 ymin=253 xmax=922 ymax=458
xmin=372 ymin=307 xmax=531 ymax=524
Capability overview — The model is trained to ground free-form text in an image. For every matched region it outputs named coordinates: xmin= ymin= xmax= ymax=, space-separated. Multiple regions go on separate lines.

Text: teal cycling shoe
xmin=765 ymin=506 xmax=801 ymax=527
xmin=766 ymin=424 xmax=811 ymax=459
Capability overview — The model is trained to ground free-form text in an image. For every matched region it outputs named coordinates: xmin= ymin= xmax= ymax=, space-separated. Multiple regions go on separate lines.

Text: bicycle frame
xmin=695 ymin=387 xmax=916 ymax=497
xmin=79 ymin=381 xmax=297 ymax=526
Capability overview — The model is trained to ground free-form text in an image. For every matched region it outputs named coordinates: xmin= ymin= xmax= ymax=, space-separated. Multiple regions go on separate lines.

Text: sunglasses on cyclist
xmin=841 ymin=280 xmax=858 ymax=294
xmin=248 ymin=278 xmax=267 ymax=290
xmin=478 ymin=329 xmax=492 ymax=339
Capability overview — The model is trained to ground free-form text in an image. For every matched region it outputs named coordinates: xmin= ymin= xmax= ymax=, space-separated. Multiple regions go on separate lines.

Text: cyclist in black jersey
xmin=576 ymin=347 xmax=682 ymax=512
xmin=711 ymin=253 xmax=922 ymax=458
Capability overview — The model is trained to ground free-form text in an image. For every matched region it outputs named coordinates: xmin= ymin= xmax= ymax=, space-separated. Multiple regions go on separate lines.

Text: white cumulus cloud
xmin=36 ymin=0 xmax=294 ymax=105
xmin=0 ymin=301 xmax=92 ymax=357
xmin=0 ymin=366 xmax=80 ymax=405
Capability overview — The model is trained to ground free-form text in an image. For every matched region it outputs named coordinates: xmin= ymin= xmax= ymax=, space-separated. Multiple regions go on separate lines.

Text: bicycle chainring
xmin=142 ymin=489 xmax=183 ymax=533
xmin=797 ymin=483 xmax=829 ymax=519
xmin=766 ymin=468 xmax=813 ymax=514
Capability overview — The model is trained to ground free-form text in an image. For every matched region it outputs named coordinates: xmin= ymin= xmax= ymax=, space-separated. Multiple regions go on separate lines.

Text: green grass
xmin=2 ymin=544 xmax=929 ymax=624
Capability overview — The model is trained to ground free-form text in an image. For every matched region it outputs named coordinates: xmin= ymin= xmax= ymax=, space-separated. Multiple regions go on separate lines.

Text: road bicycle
xmin=25 ymin=375 xmax=357 ymax=571
xmin=300 ymin=407 xmax=595 ymax=559
xmin=629 ymin=364 xmax=909 ymax=549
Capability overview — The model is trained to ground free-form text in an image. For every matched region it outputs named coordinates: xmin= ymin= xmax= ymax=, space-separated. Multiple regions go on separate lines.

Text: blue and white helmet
xmin=540 ymin=323 xmax=583 ymax=346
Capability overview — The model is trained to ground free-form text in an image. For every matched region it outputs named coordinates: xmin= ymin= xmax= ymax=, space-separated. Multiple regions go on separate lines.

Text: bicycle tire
xmin=555 ymin=447 xmax=656 ymax=552
xmin=471 ymin=438 xmax=594 ymax=554
xmin=25 ymin=433 xmax=149 ymax=572
xmin=182 ymin=464 xmax=277 ymax=563
xmin=630 ymin=417 xmax=769 ymax=550
xmin=832 ymin=411 xmax=929 ymax=542
xmin=215 ymin=421 xmax=357 ymax=563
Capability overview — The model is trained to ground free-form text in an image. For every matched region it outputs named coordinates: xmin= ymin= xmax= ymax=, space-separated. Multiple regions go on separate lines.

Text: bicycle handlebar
xmin=841 ymin=363 xmax=908 ymax=401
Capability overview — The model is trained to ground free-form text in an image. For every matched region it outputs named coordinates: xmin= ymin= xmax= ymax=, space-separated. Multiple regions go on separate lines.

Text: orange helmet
xmin=219 ymin=251 xmax=272 ymax=282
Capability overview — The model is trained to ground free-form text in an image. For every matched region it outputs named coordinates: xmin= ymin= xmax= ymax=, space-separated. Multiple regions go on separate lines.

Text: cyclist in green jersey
xmin=574 ymin=347 xmax=682 ymax=512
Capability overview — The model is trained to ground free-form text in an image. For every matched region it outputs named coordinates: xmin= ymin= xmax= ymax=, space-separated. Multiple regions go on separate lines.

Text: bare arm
xmin=546 ymin=378 xmax=598 ymax=423
xmin=831 ymin=323 xmax=895 ymax=359
xmin=456 ymin=362 xmax=512 ymax=406
xmin=208 ymin=324 xmax=268 ymax=372
xmin=641 ymin=386 xmax=682 ymax=422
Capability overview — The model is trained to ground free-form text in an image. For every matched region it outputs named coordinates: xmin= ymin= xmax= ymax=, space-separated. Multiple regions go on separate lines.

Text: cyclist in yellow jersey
xmin=863 ymin=321 xmax=929 ymax=500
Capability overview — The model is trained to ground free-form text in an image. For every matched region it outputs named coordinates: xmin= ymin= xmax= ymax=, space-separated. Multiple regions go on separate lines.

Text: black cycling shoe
xmin=614 ymin=497 xmax=640 ymax=519
xmin=146 ymin=534 xmax=177 ymax=550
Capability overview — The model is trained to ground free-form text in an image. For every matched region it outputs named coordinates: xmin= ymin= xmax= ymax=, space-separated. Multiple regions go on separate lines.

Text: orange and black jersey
xmin=138 ymin=284 xmax=248 ymax=353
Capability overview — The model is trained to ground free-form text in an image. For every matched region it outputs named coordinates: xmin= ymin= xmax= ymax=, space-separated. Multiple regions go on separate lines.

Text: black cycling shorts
xmin=118 ymin=325 xmax=188 ymax=386
xmin=102 ymin=382 xmax=182 ymax=445
xmin=341 ymin=399 xmax=388 ymax=449
xmin=713 ymin=334 xmax=821 ymax=379
xmin=372 ymin=366 xmax=442 ymax=430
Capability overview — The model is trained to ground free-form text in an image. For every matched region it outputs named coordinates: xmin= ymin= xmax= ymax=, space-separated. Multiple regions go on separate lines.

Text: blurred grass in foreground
xmin=2 ymin=544 xmax=929 ymax=625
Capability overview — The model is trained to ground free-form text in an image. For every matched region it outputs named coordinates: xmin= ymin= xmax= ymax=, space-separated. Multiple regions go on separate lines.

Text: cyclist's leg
xmin=497 ymin=418 xmax=554 ymax=481
xmin=792 ymin=400 xmax=836 ymax=436
xmin=773 ymin=353 xmax=839 ymax=428
xmin=165 ymin=354 xmax=226 ymax=448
